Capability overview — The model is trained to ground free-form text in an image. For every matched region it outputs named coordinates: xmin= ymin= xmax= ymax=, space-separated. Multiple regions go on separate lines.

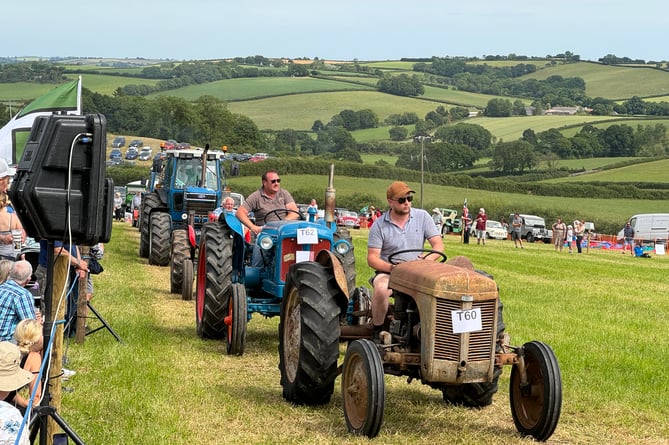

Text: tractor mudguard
xmin=224 ymin=211 xmax=246 ymax=239
xmin=315 ymin=250 xmax=349 ymax=305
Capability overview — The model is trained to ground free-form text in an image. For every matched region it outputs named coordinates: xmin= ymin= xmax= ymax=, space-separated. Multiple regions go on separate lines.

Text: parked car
xmin=129 ymin=139 xmax=144 ymax=148
xmin=109 ymin=148 xmax=123 ymax=163
xmin=470 ymin=220 xmax=507 ymax=240
xmin=161 ymin=140 xmax=177 ymax=150
xmin=508 ymin=213 xmax=552 ymax=243
xmin=335 ymin=208 xmax=360 ymax=229
xmin=125 ymin=146 xmax=139 ymax=160
xmin=138 ymin=147 xmax=153 ymax=161
xmin=111 ymin=136 xmax=126 ymax=148
xmin=176 ymin=142 xmax=191 ymax=150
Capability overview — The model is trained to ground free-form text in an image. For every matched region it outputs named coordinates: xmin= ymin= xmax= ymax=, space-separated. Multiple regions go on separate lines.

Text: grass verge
xmin=58 ymin=224 xmax=669 ymax=444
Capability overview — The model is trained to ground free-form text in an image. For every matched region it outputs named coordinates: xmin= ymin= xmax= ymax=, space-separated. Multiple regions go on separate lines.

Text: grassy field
xmin=55 ymin=223 xmax=669 ymax=444
xmin=226 ymin=91 xmax=440 ymax=131
xmin=521 ymin=62 xmax=669 ymax=100
xmin=149 ymin=77 xmax=374 ymax=102
xmin=545 ymin=158 xmax=669 ymax=183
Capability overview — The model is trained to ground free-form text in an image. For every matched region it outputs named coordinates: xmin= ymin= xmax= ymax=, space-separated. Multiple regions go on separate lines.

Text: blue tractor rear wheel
xmin=279 ymin=262 xmax=341 ymax=405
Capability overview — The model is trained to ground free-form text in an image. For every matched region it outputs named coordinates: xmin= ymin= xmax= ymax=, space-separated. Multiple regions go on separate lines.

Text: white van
xmin=617 ymin=214 xmax=669 ymax=242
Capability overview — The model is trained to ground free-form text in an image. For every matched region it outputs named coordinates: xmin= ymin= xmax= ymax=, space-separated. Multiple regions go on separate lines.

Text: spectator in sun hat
xmin=431 ymin=208 xmax=443 ymax=235
xmin=0 ymin=341 xmax=32 ymax=445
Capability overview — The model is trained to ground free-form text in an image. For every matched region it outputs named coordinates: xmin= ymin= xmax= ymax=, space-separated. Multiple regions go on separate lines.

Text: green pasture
xmin=473 ymin=115 xmax=625 ymax=142
xmin=544 ymin=158 xmax=669 ymax=184
xmin=559 ymin=117 xmax=669 ymax=137
xmin=58 ymin=222 xmax=669 ymax=444
xmin=421 ymin=85 xmax=524 ymax=109
xmin=67 ymin=73 xmax=160 ymax=95
xmin=358 ymin=61 xmax=417 ymax=70
xmin=152 ymin=77 xmax=373 ymax=102
xmin=321 ymin=75 xmax=380 ymax=86
xmin=360 ymin=153 xmax=399 ymax=165
xmin=521 ymin=62 xmax=669 ymax=100
xmin=0 ymin=82 xmax=73 ymax=102
xmin=226 ymin=91 xmax=440 ymax=131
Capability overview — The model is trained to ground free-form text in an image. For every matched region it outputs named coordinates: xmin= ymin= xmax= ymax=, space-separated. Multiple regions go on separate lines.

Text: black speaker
xmin=8 ymin=113 xmax=112 ymax=244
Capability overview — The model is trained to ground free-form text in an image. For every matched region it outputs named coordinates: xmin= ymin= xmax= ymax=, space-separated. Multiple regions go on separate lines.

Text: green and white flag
xmin=0 ymin=77 xmax=82 ymax=164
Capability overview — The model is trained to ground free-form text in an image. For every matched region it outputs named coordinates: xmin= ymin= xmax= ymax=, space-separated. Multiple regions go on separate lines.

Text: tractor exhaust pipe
xmin=200 ymin=143 xmax=209 ymax=188
xmin=324 ymin=164 xmax=336 ymax=229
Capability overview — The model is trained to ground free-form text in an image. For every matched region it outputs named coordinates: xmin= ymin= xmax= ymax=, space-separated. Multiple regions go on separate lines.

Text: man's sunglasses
xmin=393 ymin=195 xmax=413 ymax=204
xmin=269 ymin=178 xmax=281 ymax=184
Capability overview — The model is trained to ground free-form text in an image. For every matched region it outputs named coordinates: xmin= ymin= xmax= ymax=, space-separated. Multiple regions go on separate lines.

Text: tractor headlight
xmin=334 ymin=240 xmax=351 ymax=255
xmin=259 ymin=235 xmax=274 ymax=250
xmin=180 ymin=213 xmax=188 ymax=221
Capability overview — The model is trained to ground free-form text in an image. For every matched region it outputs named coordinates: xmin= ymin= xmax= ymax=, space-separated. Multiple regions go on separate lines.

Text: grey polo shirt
xmin=240 ymin=188 xmax=295 ymax=225
xmin=368 ymin=208 xmax=439 ymax=264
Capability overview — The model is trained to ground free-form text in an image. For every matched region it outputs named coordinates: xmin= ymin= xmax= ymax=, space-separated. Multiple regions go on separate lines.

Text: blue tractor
xmin=195 ymin=165 xmax=357 ymax=355
xmin=139 ymin=147 xmax=227 ymax=299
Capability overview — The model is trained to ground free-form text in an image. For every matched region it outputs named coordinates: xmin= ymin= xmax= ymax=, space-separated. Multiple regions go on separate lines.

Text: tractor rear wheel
xmin=181 ymin=259 xmax=193 ymax=301
xmin=225 ymin=283 xmax=247 ymax=355
xmin=139 ymin=192 xmax=161 ymax=258
xmin=510 ymin=341 xmax=562 ymax=442
xmin=170 ymin=229 xmax=190 ymax=294
xmin=333 ymin=227 xmax=356 ymax=297
xmin=279 ymin=262 xmax=340 ymax=406
xmin=148 ymin=212 xmax=171 ymax=266
xmin=342 ymin=339 xmax=385 ymax=438
xmin=195 ymin=224 xmax=232 ymax=339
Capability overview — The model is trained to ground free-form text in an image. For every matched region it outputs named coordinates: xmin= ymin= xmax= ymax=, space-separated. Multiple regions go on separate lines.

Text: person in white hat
xmin=0 ymin=341 xmax=32 ymax=444
xmin=431 ymin=208 xmax=443 ymax=236
xmin=0 ymin=158 xmax=12 ymax=195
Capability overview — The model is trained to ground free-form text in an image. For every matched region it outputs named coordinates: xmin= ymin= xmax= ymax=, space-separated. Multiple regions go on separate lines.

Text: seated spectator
xmin=0 ymin=341 xmax=32 ymax=444
xmin=6 ymin=319 xmax=42 ymax=414
xmin=0 ymin=259 xmax=12 ymax=283
xmin=0 ymin=260 xmax=36 ymax=341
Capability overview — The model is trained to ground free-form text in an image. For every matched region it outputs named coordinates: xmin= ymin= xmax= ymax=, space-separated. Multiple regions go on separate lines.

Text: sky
xmin=3 ymin=1 xmax=667 ymax=62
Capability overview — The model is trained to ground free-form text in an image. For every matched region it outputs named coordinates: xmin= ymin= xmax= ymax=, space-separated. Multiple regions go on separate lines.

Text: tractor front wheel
xmin=181 ymin=259 xmax=193 ymax=301
xmin=342 ymin=339 xmax=385 ymax=438
xmin=279 ymin=262 xmax=340 ymax=406
xmin=170 ymin=229 xmax=190 ymax=294
xmin=224 ymin=283 xmax=247 ymax=355
xmin=510 ymin=341 xmax=562 ymax=442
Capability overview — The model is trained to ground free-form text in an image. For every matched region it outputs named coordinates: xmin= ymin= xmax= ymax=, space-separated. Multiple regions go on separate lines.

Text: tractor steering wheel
xmin=387 ymin=249 xmax=447 ymax=265
xmin=264 ymin=208 xmax=305 ymax=221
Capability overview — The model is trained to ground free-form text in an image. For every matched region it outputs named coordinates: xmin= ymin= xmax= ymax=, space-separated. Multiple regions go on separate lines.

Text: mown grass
xmin=57 ymin=223 xmax=669 ymax=444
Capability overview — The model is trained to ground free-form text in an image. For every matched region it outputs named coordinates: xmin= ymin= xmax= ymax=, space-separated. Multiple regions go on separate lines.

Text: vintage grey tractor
xmin=195 ymin=165 xmax=355 ymax=356
xmin=278 ymin=249 xmax=562 ymax=441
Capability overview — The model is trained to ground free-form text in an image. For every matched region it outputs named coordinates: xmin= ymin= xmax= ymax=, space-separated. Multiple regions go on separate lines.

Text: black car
xmin=129 ymin=139 xmax=144 ymax=148
xmin=111 ymin=136 xmax=126 ymax=148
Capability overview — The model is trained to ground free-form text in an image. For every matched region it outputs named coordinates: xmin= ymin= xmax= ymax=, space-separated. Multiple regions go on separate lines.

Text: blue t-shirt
xmin=38 ymin=240 xmax=78 ymax=267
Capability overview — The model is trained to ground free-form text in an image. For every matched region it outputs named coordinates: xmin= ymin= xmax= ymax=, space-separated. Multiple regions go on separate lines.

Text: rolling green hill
xmin=226 ymin=90 xmax=440 ymax=131
xmin=521 ymin=62 xmax=669 ymax=100
xmin=148 ymin=76 xmax=374 ymax=102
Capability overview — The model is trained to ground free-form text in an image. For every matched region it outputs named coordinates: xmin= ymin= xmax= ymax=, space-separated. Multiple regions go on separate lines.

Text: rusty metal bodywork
xmin=384 ymin=259 xmax=500 ymax=384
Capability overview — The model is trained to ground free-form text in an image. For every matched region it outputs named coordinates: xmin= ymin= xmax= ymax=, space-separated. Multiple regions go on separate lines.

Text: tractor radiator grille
xmin=434 ymin=298 xmax=496 ymax=362
xmin=184 ymin=192 xmax=218 ymax=214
